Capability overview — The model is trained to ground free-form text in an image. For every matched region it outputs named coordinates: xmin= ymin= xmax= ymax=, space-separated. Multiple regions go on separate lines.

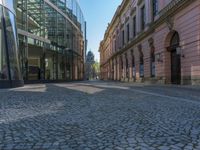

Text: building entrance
xmin=170 ymin=32 xmax=181 ymax=84
xmin=171 ymin=49 xmax=181 ymax=84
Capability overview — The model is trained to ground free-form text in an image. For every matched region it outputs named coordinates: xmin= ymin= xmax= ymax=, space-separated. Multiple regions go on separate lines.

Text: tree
xmin=92 ymin=61 xmax=100 ymax=79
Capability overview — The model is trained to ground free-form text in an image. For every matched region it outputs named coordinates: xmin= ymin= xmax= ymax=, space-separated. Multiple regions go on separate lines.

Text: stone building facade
xmin=99 ymin=0 xmax=200 ymax=85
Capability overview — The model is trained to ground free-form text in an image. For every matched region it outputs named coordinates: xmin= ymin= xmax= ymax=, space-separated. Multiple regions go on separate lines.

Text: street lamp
xmin=176 ymin=46 xmax=185 ymax=58
xmin=155 ymin=53 xmax=163 ymax=63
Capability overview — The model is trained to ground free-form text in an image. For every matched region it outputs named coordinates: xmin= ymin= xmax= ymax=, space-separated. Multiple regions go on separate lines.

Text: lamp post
xmin=176 ymin=46 xmax=184 ymax=57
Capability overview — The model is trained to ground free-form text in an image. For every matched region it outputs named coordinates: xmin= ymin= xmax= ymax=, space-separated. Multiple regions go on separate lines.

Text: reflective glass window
xmin=132 ymin=54 xmax=135 ymax=78
xmin=133 ymin=16 xmax=136 ymax=38
xmin=139 ymin=52 xmax=144 ymax=77
xmin=152 ymin=0 xmax=158 ymax=18
xmin=151 ymin=52 xmax=155 ymax=77
xmin=0 ymin=5 xmax=8 ymax=80
xmin=141 ymin=5 xmax=146 ymax=30
xmin=4 ymin=9 xmax=21 ymax=80
xmin=126 ymin=24 xmax=130 ymax=42
xmin=122 ymin=30 xmax=125 ymax=46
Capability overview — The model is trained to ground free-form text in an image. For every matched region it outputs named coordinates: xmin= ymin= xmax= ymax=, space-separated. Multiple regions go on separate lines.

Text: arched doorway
xmin=125 ymin=53 xmax=129 ymax=79
xmin=148 ymin=38 xmax=155 ymax=77
xmin=112 ymin=60 xmax=114 ymax=80
xmin=170 ymin=32 xmax=181 ymax=84
xmin=120 ymin=55 xmax=123 ymax=79
xmin=139 ymin=50 xmax=144 ymax=78
xmin=151 ymin=50 xmax=155 ymax=77
xmin=131 ymin=51 xmax=136 ymax=79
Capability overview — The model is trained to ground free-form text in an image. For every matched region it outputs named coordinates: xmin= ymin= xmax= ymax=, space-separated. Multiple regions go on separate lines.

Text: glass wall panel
xmin=0 ymin=5 xmax=9 ymax=80
xmin=15 ymin=0 xmax=86 ymax=82
xmin=4 ymin=0 xmax=15 ymax=13
xmin=4 ymin=8 xmax=21 ymax=80
xmin=28 ymin=43 xmax=43 ymax=80
xmin=58 ymin=53 xmax=64 ymax=80
xmin=45 ymin=50 xmax=56 ymax=80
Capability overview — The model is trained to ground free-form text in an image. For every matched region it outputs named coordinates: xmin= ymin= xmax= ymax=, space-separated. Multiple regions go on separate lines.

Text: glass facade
xmin=0 ymin=0 xmax=86 ymax=88
xmin=0 ymin=5 xmax=8 ymax=80
xmin=0 ymin=2 xmax=23 ymax=88
xmin=16 ymin=0 xmax=86 ymax=82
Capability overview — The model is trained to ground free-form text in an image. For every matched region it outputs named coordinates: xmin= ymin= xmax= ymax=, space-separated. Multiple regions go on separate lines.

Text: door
xmin=171 ymin=50 xmax=181 ymax=84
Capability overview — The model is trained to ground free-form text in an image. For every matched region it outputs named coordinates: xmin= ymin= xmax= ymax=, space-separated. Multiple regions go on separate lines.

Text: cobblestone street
xmin=0 ymin=81 xmax=200 ymax=150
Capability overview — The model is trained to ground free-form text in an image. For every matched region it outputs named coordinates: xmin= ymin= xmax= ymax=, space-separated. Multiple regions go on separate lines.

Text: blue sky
xmin=78 ymin=0 xmax=122 ymax=61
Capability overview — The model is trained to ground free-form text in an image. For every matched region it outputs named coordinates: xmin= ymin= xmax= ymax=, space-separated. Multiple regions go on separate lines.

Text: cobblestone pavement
xmin=0 ymin=81 xmax=200 ymax=150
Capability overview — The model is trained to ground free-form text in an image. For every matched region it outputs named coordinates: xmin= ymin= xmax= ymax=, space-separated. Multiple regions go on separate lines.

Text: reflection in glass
xmin=15 ymin=0 xmax=86 ymax=82
xmin=0 ymin=5 xmax=9 ymax=80
xmin=4 ymin=8 xmax=21 ymax=80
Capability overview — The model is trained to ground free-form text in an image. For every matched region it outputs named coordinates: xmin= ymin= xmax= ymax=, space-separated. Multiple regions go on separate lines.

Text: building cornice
xmin=102 ymin=0 xmax=131 ymax=41
xmin=130 ymin=7 xmax=136 ymax=16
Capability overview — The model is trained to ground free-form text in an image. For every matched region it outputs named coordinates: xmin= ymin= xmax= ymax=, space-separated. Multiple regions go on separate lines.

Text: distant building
xmin=99 ymin=0 xmax=200 ymax=85
xmin=86 ymin=51 xmax=95 ymax=64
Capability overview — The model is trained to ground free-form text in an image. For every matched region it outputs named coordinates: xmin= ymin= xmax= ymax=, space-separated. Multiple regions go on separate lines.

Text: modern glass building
xmin=0 ymin=0 xmax=23 ymax=88
xmin=0 ymin=0 xmax=86 ymax=88
xmin=17 ymin=0 xmax=86 ymax=82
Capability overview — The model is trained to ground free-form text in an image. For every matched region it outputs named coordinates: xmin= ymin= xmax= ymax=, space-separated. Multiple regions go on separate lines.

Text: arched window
xmin=149 ymin=38 xmax=155 ymax=77
xmin=125 ymin=54 xmax=129 ymax=78
xmin=139 ymin=49 xmax=144 ymax=77
xmin=112 ymin=59 xmax=114 ymax=80
xmin=120 ymin=56 xmax=123 ymax=78
xmin=170 ymin=32 xmax=180 ymax=47
xmin=151 ymin=50 xmax=155 ymax=77
xmin=120 ymin=56 xmax=123 ymax=70
xmin=131 ymin=51 xmax=136 ymax=78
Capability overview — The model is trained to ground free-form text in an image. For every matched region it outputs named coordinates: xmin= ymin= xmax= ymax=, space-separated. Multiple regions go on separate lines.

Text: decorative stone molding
xmin=159 ymin=0 xmax=185 ymax=17
xmin=165 ymin=17 xmax=174 ymax=31
xmin=138 ymin=44 xmax=142 ymax=55
xmin=148 ymin=38 xmax=154 ymax=47
xmin=125 ymin=16 xmax=129 ymax=23
xmin=130 ymin=7 xmax=136 ymax=16
xmin=148 ymin=38 xmax=155 ymax=53
xmin=131 ymin=49 xmax=134 ymax=55
xmin=100 ymin=0 xmax=193 ymax=67
xmin=120 ymin=23 xmax=124 ymax=29
xmin=137 ymin=0 xmax=144 ymax=6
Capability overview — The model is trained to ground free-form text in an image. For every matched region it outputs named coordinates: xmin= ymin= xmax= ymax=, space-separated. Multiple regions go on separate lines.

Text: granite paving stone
xmin=0 ymin=81 xmax=200 ymax=149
